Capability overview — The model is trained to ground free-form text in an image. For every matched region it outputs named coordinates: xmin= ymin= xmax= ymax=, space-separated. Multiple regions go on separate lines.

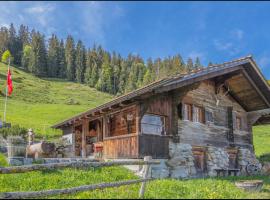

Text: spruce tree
xmin=47 ymin=34 xmax=60 ymax=77
xmin=29 ymin=31 xmax=47 ymax=76
xmin=57 ymin=39 xmax=66 ymax=78
xmin=194 ymin=57 xmax=202 ymax=70
xmin=8 ymin=23 xmax=20 ymax=65
xmin=96 ymin=53 xmax=113 ymax=93
xmin=75 ymin=40 xmax=86 ymax=83
xmin=0 ymin=27 xmax=9 ymax=57
xmin=65 ymin=35 xmax=76 ymax=81
xmin=186 ymin=58 xmax=194 ymax=73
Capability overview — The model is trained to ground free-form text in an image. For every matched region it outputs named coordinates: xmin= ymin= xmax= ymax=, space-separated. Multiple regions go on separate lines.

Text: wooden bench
xmin=215 ymin=168 xmax=240 ymax=177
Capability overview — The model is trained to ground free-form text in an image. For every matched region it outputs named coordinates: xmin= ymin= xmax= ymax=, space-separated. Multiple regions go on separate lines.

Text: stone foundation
xmin=238 ymin=148 xmax=262 ymax=175
xmin=206 ymin=146 xmax=229 ymax=177
xmin=167 ymin=142 xmax=196 ymax=179
xmin=149 ymin=143 xmax=261 ymax=179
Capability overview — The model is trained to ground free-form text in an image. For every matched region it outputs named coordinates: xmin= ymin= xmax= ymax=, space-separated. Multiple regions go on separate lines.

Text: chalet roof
xmin=52 ymin=55 xmax=270 ymax=129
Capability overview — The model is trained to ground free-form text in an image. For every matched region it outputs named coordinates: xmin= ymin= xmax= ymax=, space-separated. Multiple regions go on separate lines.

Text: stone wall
xmin=206 ymin=146 xmax=229 ymax=177
xmin=167 ymin=142 xmax=196 ymax=178
xmin=149 ymin=142 xmax=260 ymax=179
xmin=238 ymin=148 xmax=262 ymax=175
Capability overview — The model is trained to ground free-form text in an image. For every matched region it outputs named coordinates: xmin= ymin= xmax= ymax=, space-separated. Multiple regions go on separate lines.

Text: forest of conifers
xmin=0 ymin=23 xmax=207 ymax=95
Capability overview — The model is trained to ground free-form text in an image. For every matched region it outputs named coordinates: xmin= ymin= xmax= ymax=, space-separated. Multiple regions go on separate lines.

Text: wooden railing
xmin=0 ymin=156 xmax=159 ymax=199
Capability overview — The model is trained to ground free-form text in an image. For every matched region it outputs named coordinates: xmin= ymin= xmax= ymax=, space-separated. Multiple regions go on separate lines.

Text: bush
xmin=0 ymin=153 xmax=8 ymax=167
xmin=0 ymin=125 xmax=27 ymax=140
xmin=259 ymin=153 xmax=270 ymax=163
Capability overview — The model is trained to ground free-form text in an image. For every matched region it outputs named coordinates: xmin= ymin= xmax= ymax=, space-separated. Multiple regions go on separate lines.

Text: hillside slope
xmin=0 ymin=62 xmax=269 ymax=158
xmin=0 ymin=62 xmax=113 ymax=138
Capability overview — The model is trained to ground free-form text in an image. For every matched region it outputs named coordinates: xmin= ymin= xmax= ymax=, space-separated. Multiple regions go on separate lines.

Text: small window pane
xmin=184 ymin=104 xmax=192 ymax=121
xmin=205 ymin=110 xmax=213 ymax=123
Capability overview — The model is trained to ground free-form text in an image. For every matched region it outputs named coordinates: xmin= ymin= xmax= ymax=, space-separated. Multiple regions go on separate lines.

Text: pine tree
xmin=75 ymin=40 xmax=86 ymax=83
xmin=8 ymin=23 xmax=20 ymax=65
xmin=194 ymin=57 xmax=202 ymax=70
xmin=136 ymin=63 xmax=146 ymax=88
xmin=18 ymin=24 xmax=30 ymax=46
xmin=47 ymin=34 xmax=60 ymax=77
xmin=172 ymin=54 xmax=186 ymax=74
xmin=126 ymin=62 xmax=140 ymax=92
xmin=29 ymin=31 xmax=47 ymax=76
xmin=96 ymin=53 xmax=113 ymax=93
xmin=65 ymin=35 xmax=76 ymax=81
xmin=118 ymin=60 xmax=128 ymax=95
xmin=57 ymin=39 xmax=66 ymax=78
xmin=186 ymin=58 xmax=194 ymax=73
xmin=143 ymin=58 xmax=154 ymax=85
xmin=0 ymin=27 xmax=9 ymax=57
xmin=18 ymin=24 xmax=30 ymax=65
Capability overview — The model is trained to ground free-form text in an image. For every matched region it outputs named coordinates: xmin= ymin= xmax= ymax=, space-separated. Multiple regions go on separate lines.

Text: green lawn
xmin=0 ymin=167 xmax=269 ymax=199
xmin=0 ymin=62 xmax=112 ymax=138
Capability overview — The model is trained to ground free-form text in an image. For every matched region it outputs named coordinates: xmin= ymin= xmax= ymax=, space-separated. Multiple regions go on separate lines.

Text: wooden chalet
xmin=52 ymin=55 xmax=270 ymax=176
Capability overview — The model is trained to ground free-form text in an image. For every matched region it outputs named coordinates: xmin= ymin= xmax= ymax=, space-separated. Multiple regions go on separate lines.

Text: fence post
xmin=139 ymin=156 xmax=152 ymax=199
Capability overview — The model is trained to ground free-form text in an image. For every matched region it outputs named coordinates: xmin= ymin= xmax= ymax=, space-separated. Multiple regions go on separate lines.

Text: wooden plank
xmin=0 ymin=160 xmax=160 ymax=174
xmin=0 ymin=178 xmax=155 ymax=199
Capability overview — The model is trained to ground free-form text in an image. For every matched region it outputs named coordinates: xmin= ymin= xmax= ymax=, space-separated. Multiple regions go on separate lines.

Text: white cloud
xmin=213 ymin=28 xmax=245 ymax=56
xmin=23 ymin=3 xmax=56 ymax=28
xmin=80 ymin=2 xmax=126 ymax=45
xmin=24 ymin=4 xmax=55 ymax=14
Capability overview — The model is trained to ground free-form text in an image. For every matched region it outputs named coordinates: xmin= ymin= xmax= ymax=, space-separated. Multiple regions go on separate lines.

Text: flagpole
xmin=3 ymin=57 xmax=10 ymax=123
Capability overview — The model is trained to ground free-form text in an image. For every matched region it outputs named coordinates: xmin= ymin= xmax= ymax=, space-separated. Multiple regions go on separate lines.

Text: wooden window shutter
xmin=227 ymin=107 xmax=234 ymax=142
xmin=177 ymin=103 xmax=182 ymax=119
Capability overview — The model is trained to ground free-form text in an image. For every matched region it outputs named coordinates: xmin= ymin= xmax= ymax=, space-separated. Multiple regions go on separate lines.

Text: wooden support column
xmin=82 ymin=118 xmax=89 ymax=158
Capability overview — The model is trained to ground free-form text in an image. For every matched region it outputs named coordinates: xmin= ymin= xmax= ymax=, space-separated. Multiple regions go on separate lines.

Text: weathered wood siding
xmin=103 ymin=135 xmax=139 ymax=158
xmin=144 ymin=94 xmax=172 ymax=135
xmin=138 ymin=135 xmax=170 ymax=158
xmin=178 ymin=80 xmax=252 ymax=149
xmin=108 ymin=106 xmax=137 ymax=137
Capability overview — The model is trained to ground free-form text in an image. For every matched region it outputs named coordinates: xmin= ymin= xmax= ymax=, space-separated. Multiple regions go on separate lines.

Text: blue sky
xmin=0 ymin=1 xmax=270 ymax=78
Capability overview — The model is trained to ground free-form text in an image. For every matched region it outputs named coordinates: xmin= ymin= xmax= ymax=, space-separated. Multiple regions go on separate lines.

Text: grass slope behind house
xmin=0 ymin=62 xmax=113 ymax=138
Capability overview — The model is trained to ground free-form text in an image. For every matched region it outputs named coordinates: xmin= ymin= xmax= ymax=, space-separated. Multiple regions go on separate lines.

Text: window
xmin=236 ymin=116 xmax=242 ymax=130
xmin=193 ymin=106 xmax=205 ymax=123
xmin=183 ymin=104 xmax=192 ymax=121
xmin=205 ymin=110 xmax=214 ymax=123
xmin=141 ymin=114 xmax=165 ymax=135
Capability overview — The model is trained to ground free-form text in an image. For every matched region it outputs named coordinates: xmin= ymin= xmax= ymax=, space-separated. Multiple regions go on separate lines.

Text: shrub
xmin=0 ymin=153 xmax=8 ymax=167
xmin=259 ymin=153 xmax=270 ymax=163
xmin=0 ymin=125 xmax=28 ymax=140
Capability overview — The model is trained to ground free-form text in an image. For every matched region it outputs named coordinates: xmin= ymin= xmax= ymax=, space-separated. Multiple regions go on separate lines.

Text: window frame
xmin=193 ymin=105 xmax=205 ymax=124
xmin=205 ymin=109 xmax=214 ymax=124
xmin=183 ymin=103 xmax=193 ymax=121
xmin=236 ymin=115 xmax=242 ymax=130
xmin=141 ymin=113 xmax=166 ymax=136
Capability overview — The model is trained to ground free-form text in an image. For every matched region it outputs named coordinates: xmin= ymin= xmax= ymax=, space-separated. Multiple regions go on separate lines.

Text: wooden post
xmin=139 ymin=156 xmax=152 ymax=198
xmin=82 ymin=119 xmax=89 ymax=158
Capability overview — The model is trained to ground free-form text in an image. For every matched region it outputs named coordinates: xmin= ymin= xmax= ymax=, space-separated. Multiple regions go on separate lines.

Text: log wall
xmin=178 ymin=80 xmax=252 ymax=149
